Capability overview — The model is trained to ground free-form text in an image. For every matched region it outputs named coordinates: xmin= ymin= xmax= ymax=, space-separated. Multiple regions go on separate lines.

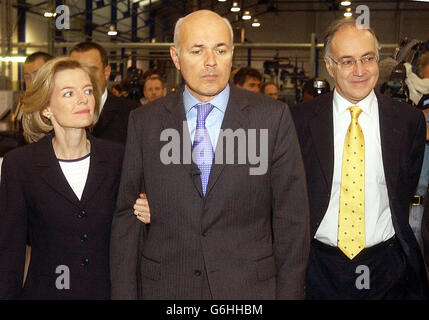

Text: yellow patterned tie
xmin=338 ymin=106 xmax=365 ymax=260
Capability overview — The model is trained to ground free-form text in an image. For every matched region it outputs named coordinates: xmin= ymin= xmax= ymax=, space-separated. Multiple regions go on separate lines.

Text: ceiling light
xmin=218 ymin=0 xmax=227 ymax=2
xmin=231 ymin=2 xmax=240 ymax=12
xmin=242 ymin=11 xmax=251 ymax=20
xmin=251 ymin=19 xmax=260 ymax=27
xmin=0 ymin=56 xmax=26 ymax=63
xmin=344 ymin=12 xmax=352 ymax=17
xmin=44 ymin=11 xmax=56 ymax=18
xmin=108 ymin=25 xmax=118 ymax=36
xmin=340 ymin=1 xmax=351 ymax=6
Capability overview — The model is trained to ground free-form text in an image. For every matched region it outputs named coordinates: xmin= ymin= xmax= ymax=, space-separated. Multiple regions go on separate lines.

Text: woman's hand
xmin=133 ymin=193 xmax=151 ymax=224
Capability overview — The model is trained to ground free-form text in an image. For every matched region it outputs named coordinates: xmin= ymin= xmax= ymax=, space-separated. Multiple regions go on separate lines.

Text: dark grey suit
xmin=110 ymin=86 xmax=310 ymax=299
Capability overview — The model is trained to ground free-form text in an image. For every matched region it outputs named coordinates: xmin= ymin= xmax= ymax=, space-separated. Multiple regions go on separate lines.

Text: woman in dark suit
xmin=0 ymin=57 xmax=127 ymax=299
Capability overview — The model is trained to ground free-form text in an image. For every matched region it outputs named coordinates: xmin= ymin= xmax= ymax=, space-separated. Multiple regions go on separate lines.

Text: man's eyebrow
xmin=338 ymin=51 xmax=376 ymax=59
xmin=190 ymin=43 xmax=229 ymax=48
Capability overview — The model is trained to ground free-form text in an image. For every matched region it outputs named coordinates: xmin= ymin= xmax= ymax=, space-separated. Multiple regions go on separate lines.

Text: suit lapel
xmin=309 ymin=93 xmax=334 ymax=191
xmin=205 ymin=86 xmax=249 ymax=197
xmin=80 ymin=134 xmax=108 ymax=204
xmin=377 ymin=92 xmax=402 ymax=198
xmin=94 ymin=91 xmax=119 ymax=134
xmin=163 ymin=89 xmax=204 ymax=197
xmin=35 ymin=134 xmax=81 ymax=207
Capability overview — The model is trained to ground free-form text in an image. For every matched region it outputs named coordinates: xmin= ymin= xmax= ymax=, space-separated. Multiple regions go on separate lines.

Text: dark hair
xmin=69 ymin=41 xmax=108 ymax=67
xmin=233 ymin=67 xmax=262 ymax=86
xmin=143 ymin=69 xmax=163 ymax=81
xmin=25 ymin=51 xmax=53 ymax=64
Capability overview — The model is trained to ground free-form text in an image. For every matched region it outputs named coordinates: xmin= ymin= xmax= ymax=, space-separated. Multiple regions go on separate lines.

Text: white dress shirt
xmin=100 ymin=88 xmax=108 ymax=115
xmin=315 ymin=89 xmax=395 ymax=247
xmin=58 ymin=154 xmax=90 ymax=201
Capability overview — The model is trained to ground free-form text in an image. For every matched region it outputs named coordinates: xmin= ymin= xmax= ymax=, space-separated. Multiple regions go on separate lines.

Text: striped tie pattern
xmin=192 ymin=103 xmax=214 ymax=196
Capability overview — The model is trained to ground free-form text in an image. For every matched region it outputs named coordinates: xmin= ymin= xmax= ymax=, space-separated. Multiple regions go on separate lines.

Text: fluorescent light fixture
xmin=344 ymin=12 xmax=352 ymax=17
xmin=231 ymin=2 xmax=240 ymax=12
xmin=242 ymin=11 xmax=251 ymax=20
xmin=44 ymin=12 xmax=56 ymax=18
xmin=340 ymin=1 xmax=351 ymax=6
xmin=0 ymin=56 xmax=26 ymax=63
xmin=218 ymin=0 xmax=227 ymax=2
xmin=411 ymin=0 xmax=429 ymax=2
xmin=252 ymin=19 xmax=260 ymax=27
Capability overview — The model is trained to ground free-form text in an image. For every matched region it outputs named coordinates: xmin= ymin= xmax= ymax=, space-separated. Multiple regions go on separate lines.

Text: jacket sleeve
xmin=407 ymin=111 xmax=426 ymax=201
xmin=271 ymin=104 xmax=310 ymax=299
xmin=110 ymin=111 xmax=146 ymax=300
xmin=0 ymin=154 xmax=28 ymax=299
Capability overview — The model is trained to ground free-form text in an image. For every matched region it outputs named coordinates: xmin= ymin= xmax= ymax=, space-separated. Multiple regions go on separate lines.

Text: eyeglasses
xmin=328 ymin=54 xmax=378 ymax=69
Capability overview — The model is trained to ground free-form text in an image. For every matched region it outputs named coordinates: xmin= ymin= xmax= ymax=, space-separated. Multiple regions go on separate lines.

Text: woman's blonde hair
xmin=22 ymin=57 xmax=101 ymax=143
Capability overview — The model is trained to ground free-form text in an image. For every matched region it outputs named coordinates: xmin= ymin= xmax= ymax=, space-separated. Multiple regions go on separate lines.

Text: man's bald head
xmin=173 ymin=10 xmax=233 ymax=55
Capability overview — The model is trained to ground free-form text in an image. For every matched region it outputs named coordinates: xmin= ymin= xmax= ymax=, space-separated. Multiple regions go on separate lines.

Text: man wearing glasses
xmin=291 ymin=18 xmax=429 ymax=299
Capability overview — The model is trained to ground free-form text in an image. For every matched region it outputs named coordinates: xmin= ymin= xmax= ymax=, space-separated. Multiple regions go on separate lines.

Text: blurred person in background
xmin=233 ymin=67 xmax=262 ymax=93
xmin=261 ymin=81 xmax=279 ymax=100
xmin=70 ymin=41 xmax=139 ymax=145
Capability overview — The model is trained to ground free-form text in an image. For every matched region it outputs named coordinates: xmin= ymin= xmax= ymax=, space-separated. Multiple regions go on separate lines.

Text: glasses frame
xmin=328 ymin=54 xmax=379 ymax=69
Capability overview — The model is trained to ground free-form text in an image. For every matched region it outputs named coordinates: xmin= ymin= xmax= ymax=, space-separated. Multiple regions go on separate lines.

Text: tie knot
xmin=196 ymin=103 xmax=214 ymax=122
xmin=348 ymin=106 xmax=362 ymax=120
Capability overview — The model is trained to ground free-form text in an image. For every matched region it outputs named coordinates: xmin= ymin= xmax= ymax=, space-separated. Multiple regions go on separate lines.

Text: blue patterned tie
xmin=192 ymin=103 xmax=214 ymax=196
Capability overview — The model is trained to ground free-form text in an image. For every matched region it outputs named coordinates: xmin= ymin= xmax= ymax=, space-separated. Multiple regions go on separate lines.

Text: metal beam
xmin=8 ymin=42 xmax=400 ymax=50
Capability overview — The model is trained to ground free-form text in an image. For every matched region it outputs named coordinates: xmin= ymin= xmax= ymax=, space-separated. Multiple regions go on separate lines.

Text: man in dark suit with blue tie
xmin=110 ymin=9 xmax=310 ymax=300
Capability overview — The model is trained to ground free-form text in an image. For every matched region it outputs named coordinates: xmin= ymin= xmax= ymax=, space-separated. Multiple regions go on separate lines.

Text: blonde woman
xmin=0 ymin=57 xmax=147 ymax=299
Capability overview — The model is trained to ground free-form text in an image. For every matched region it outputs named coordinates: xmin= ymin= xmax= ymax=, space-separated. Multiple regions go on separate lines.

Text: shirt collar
xmin=183 ymin=84 xmax=230 ymax=115
xmin=333 ymin=88 xmax=376 ymax=116
xmin=100 ymin=88 xmax=108 ymax=113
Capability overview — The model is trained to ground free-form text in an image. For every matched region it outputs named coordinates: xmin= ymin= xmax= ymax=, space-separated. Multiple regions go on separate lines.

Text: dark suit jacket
xmin=0 ymin=133 xmax=124 ymax=299
xmin=92 ymin=91 xmax=139 ymax=145
xmin=421 ymin=183 xmax=429 ymax=270
xmin=291 ymin=91 xmax=429 ymax=299
xmin=110 ymin=86 xmax=310 ymax=300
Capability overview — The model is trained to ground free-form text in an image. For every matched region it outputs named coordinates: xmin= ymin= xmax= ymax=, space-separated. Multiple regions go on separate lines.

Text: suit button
xmin=80 ymin=234 xmax=88 ymax=242
xmin=81 ymin=258 xmax=89 ymax=267
xmin=194 ymin=270 xmax=202 ymax=276
xmin=202 ymin=232 xmax=208 ymax=237
xmin=77 ymin=210 xmax=87 ymax=218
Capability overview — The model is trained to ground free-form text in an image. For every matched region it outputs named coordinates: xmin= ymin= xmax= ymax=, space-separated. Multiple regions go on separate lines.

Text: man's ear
xmin=324 ymin=57 xmax=335 ymax=78
xmin=163 ymin=88 xmax=167 ymax=96
xmin=104 ymin=64 xmax=112 ymax=81
xmin=170 ymin=46 xmax=181 ymax=71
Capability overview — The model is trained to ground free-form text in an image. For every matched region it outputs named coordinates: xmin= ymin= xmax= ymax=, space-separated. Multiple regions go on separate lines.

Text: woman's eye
xmin=64 ymin=91 xmax=72 ymax=97
xmin=85 ymin=88 xmax=93 ymax=95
